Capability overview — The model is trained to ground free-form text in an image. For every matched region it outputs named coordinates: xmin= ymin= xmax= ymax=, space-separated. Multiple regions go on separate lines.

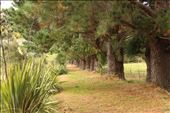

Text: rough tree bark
xmin=94 ymin=57 xmax=99 ymax=71
xmin=90 ymin=55 xmax=95 ymax=71
xmin=145 ymin=45 xmax=152 ymax=82
xmin=76 ymin=60 xmax=80 ymax=67
xmin=106 ymin=38 xmax=125 ymax=80
xmin=107 ymin=38 xmax=116 ymax=75
xmin=80 ymin=59 xmax=86 ymax=70
xmin=114 ymin=47 xmax=125 ymax=80
xmin=79 ymin=60 xmax=82 ymax=69
xmin=83 ymin=59 xmax=87 ymax=70
xmin=149 ymin=38 xmax=170 ymax=90
xmin=86 ymin=57 xmax=91 ymax=70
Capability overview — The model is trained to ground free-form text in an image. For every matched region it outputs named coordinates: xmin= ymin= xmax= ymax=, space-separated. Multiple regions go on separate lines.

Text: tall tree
xmin=116 ymin=0 xmax=170 ymax=90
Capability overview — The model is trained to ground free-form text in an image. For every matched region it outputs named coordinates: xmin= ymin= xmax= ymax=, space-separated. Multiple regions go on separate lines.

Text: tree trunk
xmin=86 ymin=57 xmax=91 ymax=70
xmin=145 ymin=45 xmax=152 ymax=82
xmin=107 ymin=39 xmax=115 ymax=74
xmin=115 ymin=47 xmax=125 ymax=80
xmin=80 ymin=59 xmax=86 ymax=70
xmin=76 ymin=60 xmax=80 ymax=67
xmin=71 ymin=60 xmax=74 ymax=64
xmin=79 ymin=60 xmax=82 ymax=69
xmin=83 ymin=59 xmax=86 ymax=70
xmin=90 ymin=55 xmax=95 ymax=71
xmin=149 ymin=38 xmax=170 ymax=90
xmin=94 ymin=57 xmax=98 ymax=71
xmin=72 ymin=60 xmax=76 ymax=65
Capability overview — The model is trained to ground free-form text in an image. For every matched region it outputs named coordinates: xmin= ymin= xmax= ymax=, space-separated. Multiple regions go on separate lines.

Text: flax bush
xmin=0 ymin=60 xmax=58 ymax=113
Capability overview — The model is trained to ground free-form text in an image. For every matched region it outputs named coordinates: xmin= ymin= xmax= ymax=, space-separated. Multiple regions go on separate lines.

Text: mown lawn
xmin=55 ymin=64 xmax=170 ymax=113
xmin=124 ymin=62 xmax=146 ymax=81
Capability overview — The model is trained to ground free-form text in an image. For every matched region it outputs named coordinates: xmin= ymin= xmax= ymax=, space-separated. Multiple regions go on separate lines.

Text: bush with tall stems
xmin=0 ymin=59 xmax=58 ymax=113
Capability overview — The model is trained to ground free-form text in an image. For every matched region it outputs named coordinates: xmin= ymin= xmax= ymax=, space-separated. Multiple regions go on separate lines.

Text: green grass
xmin=60 ymin=70 xmax=143 ymax=94
xmin=124 ymin=62 xmax=146 ymax=81
xmin=61 ymin=63 xmax=147 ymax=94
xmin=103 ymin=62 xmax=146 ymax=81
xmin=124 ymin=62 xmax=146 ymax=73
xmin=55 ymin=65 xmax=170 ymax=113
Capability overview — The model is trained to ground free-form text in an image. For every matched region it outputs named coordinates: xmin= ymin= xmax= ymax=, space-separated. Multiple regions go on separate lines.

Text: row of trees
xmin=4 ymin=0 xmax=170 ymax=90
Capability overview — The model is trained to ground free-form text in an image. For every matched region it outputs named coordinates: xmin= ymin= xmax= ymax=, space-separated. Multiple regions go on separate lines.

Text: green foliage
xmin=96 ymin=19 xmax=110 ymax=37
xmin=6 ymin=1 xmax=38 ymax=35
xmin=124 ymin=55 xmax=144 ymax=63
xmin=131 ymin=9 xmax=155 ymax=32
xmin=4 ymin=1 xmax=170 ymax=80
xmin=96 ymin=51 xmax=107 ymax=74
xmin=56 ymin=52 xmax=67 ymax=65
xmin=0 ymin=60 xmax=58 ymax=113
xmin=69 ymin=35 xmax=97 ymax=61
xmin=55 ymin=52 xmax=68 ymax=75
xmin=126 ymin=36 xmax=146 ymax=56
xmin=1 ymin=11 xmax=26 ymax=63
xmin=33 ymin=29 xmax=55 ymax=53
xmin=156 ymin=9 xmax=170 ymax=35
xmin=56 ymin=64 xmax=68 ymax=75
xmin=66 ymin=1 xmax=89 ymax=32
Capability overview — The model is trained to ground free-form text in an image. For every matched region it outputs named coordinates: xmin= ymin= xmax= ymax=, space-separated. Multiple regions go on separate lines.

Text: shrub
xmin=0 ymin=60 xmax=58 ymax=113
xmin=57 ymin=53 xmax=68 ymax=75
xmin=56 ymin=64 xmax=68 ymax=75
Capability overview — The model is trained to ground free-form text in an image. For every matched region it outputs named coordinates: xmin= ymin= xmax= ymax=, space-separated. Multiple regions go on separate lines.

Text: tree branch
xmin=130 ymin=1 xmax=156 ymax=18
xmin=120 ymin=19 xmax=136 ymax=29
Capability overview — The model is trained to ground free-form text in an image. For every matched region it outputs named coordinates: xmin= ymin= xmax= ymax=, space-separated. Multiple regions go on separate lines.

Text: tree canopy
xmin=2 ymin=0 xmax=170 ymax=90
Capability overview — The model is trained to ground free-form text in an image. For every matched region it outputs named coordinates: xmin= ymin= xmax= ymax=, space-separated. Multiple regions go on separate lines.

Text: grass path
xmin=55 ymin=65 xmax=170 ymax=113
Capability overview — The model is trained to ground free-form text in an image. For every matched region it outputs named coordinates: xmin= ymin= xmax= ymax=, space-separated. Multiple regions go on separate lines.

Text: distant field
xmin=124 ymin=62 xmax=146 ymax=81
xmin=46 ymin=53 xmax=147 ymax=81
